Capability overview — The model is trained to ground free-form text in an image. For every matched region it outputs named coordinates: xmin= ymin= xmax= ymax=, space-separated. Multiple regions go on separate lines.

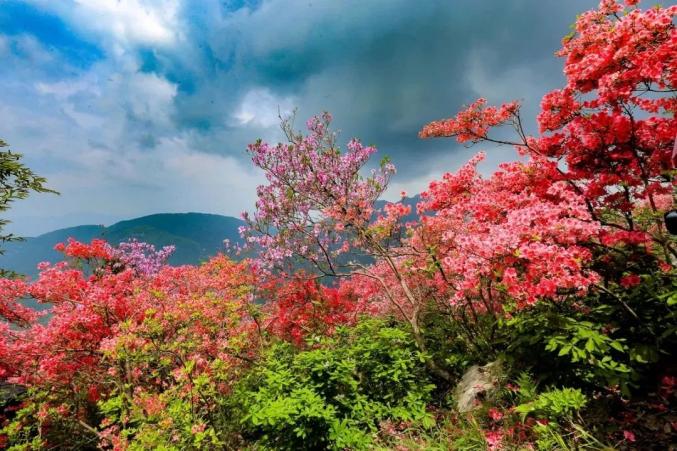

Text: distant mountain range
xmin=0 ymin=213 xmax=245 ymax=278
xmin=0 ymin=196 xmax=422 ymax=279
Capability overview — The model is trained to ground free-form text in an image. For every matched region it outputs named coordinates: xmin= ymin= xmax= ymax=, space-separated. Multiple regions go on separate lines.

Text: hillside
xmin=0 ymin=213 xmax=245 ymax=278
xmin=1 ymin=198 xmax=422 ymax=279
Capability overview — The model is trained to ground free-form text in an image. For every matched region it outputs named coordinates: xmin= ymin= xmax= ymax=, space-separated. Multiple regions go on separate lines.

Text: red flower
xmin=487 ymin=408 xmax=504 ymax=421
xmin=620 ymin=274 xmax=641 ymax=288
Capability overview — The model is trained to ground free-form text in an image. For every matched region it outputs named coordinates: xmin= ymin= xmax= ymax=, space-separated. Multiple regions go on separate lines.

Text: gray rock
xmin=454 ymin=360 xmax=503 ymax=412
xmin=0 ymin=382 xmax=26 ymax=404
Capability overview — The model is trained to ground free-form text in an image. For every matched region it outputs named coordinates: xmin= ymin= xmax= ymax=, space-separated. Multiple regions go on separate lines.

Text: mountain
xmin=0 ymin=213 xmax=245 ymax=278
xmin=0 ymin=197 xmax=424 ymax=279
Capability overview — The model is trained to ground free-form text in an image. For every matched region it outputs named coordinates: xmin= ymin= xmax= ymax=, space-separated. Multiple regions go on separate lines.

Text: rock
xmin=0 ymin=382 xmax=26 ymax=405
xmin=454 ymin=360 xmax=503 ymax=412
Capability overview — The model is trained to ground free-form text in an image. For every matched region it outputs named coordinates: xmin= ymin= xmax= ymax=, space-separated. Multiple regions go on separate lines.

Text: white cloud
xmin=3 ymin=133 xmax=265 ymax=235
xmin=1 ymin=34 xmax=55 ymax=65
xmin=27 ymin=0 xmax=181 ymax=48
xmin=36 ymin=79 xmax=97 ymax=100
xmin=124 ymin=72 xmax=178 ymax=124
xmin=233 ymin=88 xmax=295 ymax=128
xmin=77 ymin=0 xmax=179 ymax=45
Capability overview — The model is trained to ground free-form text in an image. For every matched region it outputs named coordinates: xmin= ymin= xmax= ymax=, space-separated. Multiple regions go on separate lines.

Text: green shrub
xmin=498 ymin=260 xmax=677 ymax=396
xmin=514 ymin=387 xmax=587 ymax=422
xmin=1 ymin=388 xmax=99 ymax=451
xmin=234 ymin=318 xmax=435 ymax=450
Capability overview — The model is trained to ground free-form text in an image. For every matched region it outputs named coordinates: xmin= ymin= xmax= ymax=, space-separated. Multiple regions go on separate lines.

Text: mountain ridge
xmin=0 ymin=212 xmax=246 ymax=278
xmin=1 ymin=197 xmax=423 ymax=278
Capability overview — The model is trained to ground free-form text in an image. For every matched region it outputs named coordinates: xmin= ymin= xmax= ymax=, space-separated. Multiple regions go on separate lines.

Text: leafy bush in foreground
xmin=235 ymin=319 xmax=434 ymax=450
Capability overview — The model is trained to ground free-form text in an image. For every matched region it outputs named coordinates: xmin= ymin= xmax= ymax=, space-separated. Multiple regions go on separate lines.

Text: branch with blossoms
xmin=419 ymin=0 xmax=677 ymax=266
xmin=241 ymin=112 xmax=454 ymax=380
xmin=419 ymin=98 xmax=526 ymax=149
xmin=241 ymin=112 xmax=406 ymax=279
xmin=113 ymin=239 xmax=175 ymax=277
xmin=413 ymin=0 xmax=677 ymax=344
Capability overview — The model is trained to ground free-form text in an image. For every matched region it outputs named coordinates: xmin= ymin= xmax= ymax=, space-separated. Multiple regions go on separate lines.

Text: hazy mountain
xmin=0 ymin=213 xmax=245 ymax=278
xmin=0 ymin=197 xmax=423 ymax=279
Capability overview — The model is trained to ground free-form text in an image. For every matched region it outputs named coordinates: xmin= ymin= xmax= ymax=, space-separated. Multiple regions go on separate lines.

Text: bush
xmin=501 ymin=265 xmax=677 ymax=396
xmin=234 ymin=318 xmax=435 ymax=450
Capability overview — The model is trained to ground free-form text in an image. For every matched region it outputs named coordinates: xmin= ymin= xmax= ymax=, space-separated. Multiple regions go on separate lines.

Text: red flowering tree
xmin=96 ymin=255 xmax=260 ymax=449
xmin=420 ymin=0 xmax=676 ymax=263
xmin=0 ymin=240 xmax=261 ymax=448
xmin=415 ymin=0 xmax=676 ymax=371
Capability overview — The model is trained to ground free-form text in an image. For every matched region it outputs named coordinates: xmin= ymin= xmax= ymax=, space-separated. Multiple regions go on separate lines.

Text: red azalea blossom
xmin=419 ymin=0 xmax=676 ymax=303
xmin=488 ymin=408 xmax=504 ymax=421
xmin=484 ymin=429 xmax=504 ymax=450
xmin=620 ymin=274 xmax=641 ymax=288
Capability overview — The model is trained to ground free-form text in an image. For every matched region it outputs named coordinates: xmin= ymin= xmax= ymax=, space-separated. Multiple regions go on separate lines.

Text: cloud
xmin=24 ymin=0 xmax=180 ymax=48
xmin=233 ymin=88 xmax=295 ymax=128
xmin=4 ymin=134 xmax=265 ymax=236
xmin=0 ymin=0 xmax=600 ymax=235
xmin=0 ymin=1 xmax=103 ymax=68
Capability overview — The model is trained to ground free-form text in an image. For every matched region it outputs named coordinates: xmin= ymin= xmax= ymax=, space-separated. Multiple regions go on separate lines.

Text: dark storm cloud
xmin=0 ymin=0 xmax=601 ymax=235
xmin=147 ymin=0 xmax=597 ymax=175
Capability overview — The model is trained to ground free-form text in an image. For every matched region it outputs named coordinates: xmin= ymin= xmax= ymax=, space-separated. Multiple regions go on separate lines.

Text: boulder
xmin=454 ymin=360 xmax=503 ymax=412
xmin=0 ymin=382 xmax=26 ymax=404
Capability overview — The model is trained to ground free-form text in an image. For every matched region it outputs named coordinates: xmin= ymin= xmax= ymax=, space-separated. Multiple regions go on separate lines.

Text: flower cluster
xmin=113 ymin=239 xmax=175 ymax=276
xmin=261 ymin=275 xmax=364 ymax=345
xmin=419 ymin=98 xmax=520 ymax=143
xmin=416 ymin=154 xmax=601 ymax=309
xmin=242 ymin=112 xmax=397 ymax=274
xmin=54 ymin=237 xmax=113 ymax=261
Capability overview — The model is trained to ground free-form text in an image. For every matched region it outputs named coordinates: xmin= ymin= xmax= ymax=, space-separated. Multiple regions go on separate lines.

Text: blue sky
xmin=0 ymin=0 xmax=597 ymax=236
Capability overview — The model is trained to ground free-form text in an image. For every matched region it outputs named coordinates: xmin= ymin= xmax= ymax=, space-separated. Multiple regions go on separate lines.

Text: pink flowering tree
xmin=113 ymin=239 xmax=175 ymax=276
xmin=241 ymin=113 xmax=454 ymax=378
xmin=242 ymin=112 xmax=398 ymax=273
xmin=408 ymin=154 xmax=601 ymax=346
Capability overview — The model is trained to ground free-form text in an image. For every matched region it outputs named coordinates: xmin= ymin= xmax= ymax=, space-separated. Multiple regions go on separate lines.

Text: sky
xmin=0 ymin=0 xmax=599 ymax=236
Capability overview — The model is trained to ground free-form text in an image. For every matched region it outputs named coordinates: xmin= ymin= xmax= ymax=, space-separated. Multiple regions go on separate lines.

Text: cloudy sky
xmin=0 ymin=0 xmax=598 ymax=236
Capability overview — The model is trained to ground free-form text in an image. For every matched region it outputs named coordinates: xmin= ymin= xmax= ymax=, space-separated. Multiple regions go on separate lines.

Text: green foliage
xmin=98 ymin=391 xmax=225 ymax=451
xmin=0 ymin=139 xmax=56 ymax=276
xmin=235 ymin=318 xmax=435 ymax=450
xmin=502 ymin=306 xmax=627 ymax=390
xmin=514 ymin=387 xmax=587 ymax=422
xmin=1 ymin=389 xmax=98 ymax=450
xmin=449 ymin=416 xmax=493 ymax=451
xmin=543 ymin=317 xmax=631 ymax=386
xmin=418 ymin=308 xmax=477 ymax=383
xmin=1 ymin=401 xmax=43 ymax=451
xmin=506 ymin=375 xmax=599 ymax=451
xmin=500 ymin=274 xmax=677 ymax=395
xmin=530 ymin=422 xmax=611 ymax=451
